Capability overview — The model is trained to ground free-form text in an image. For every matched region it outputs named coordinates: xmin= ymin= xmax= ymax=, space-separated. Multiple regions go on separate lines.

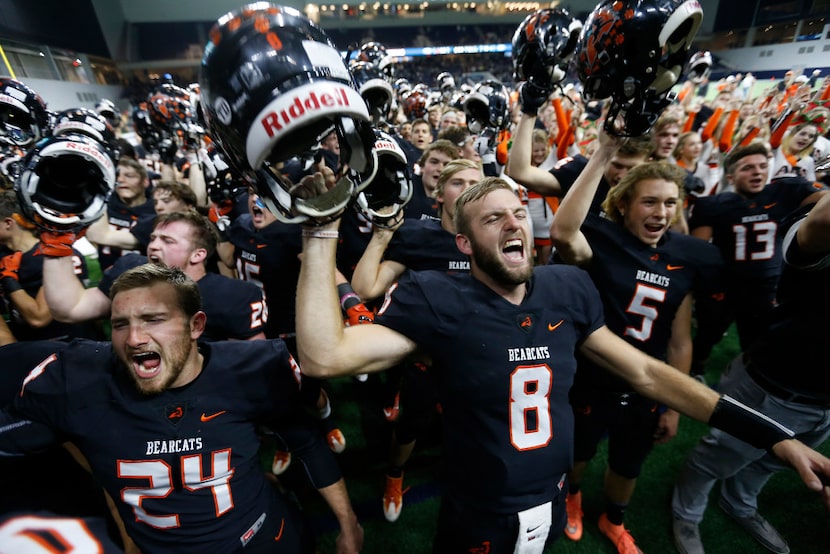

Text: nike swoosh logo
xmin=200 ymin=410 xmax=227 ymax=422
xmin=548 ymin=320 xmax=564 ymax=332
xmin=256 ymin=244 xmax=268 ymax=249
xmin=527 ymin=523 xmax=543 ymax=533
xmin=666 ymin=265 xmax=684 ymax=270
xmin=764 ymin=202 xmax=777 ymax=209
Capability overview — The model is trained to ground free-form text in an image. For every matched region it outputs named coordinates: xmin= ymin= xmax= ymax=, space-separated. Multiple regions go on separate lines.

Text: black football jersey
xmin=98 ymin=255 xmax=267 ymax=341
xmin=0 ymin=512 xmax=124 ymax=553
xmin=403 ymin=176 xmax=439 ymax=221
xmin=98 ymin=196 xmax=155 ymax=270
xmin=4 ymin=339 xmax=307 ymax=553
xmin=551 ymin=155 xmax=611 ymax=216
xmin=129 ymin=213 xmax=156 ymax=252
xmin=748 ymin=212 xmax=830 ymax=396
xmin=336 ymin=209 xmax=373 ymax=280
xmin=374 ymin=265 xmax=604 ymax=513
xmin=689 ymin=178 xmax=824 ymax=283
xmin=385 ymin=219 xmax=470 ymax=273
xmin=226 ymin=215 xmax=302 ymax=338
xmin=575 ymin=215 xmax=723 ymax=391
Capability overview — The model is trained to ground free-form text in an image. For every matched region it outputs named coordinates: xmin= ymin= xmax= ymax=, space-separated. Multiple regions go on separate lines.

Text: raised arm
xmin=296 ymin=216 xmax=416 ymax=378
xmin=505 ymin=110 xmax=563 ymax=196
xmin=350 ymin=220 xmax=406 ymax=301
xmin=40 ymin=233 xmax=111 ymax=323
xmin=549 ymin=128 xmax=620 ymax=266
xmin=84 ymin=212 xmax=140 ymax=250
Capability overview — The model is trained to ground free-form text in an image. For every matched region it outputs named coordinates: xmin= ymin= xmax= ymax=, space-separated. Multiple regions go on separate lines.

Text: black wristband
xmin=709 ymin=394 xmax=795 ymax=451
xmin=337 ymin=283 xmax=361 ymax=311
xmin=1 ymin=276 xmax=21 ymax=294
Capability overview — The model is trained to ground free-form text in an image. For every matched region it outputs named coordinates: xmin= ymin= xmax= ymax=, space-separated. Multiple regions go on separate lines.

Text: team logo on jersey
xmin=165 ymin=403 xmax=186 ymax=425
xmin=517 ymin=313 xmax=535 ymax=332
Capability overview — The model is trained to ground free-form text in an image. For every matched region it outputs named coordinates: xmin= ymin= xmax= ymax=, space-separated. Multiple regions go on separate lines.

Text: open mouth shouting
xmin=131 ymin=351 xmax=162 ymax=380
xmin=503 ymin=238 xmax=526 ymax=265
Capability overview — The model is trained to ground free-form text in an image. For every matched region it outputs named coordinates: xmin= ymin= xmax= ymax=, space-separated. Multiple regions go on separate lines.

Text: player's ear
xmin=456 ymin=233 xmax=473 ymax=255
xmin=190 ymin=311 xmax=207 ymax=338
xmin=190 ymin=248 xmax=208 ymax=265
xmin=614 ymin=198 xmax=627 ymax=218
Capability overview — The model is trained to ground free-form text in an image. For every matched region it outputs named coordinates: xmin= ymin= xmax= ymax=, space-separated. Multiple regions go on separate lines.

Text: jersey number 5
xmin=625 ymin=284 xmax=666 ymax=342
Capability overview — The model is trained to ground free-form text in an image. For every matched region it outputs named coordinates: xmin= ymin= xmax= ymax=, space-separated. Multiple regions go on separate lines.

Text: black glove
xmin=159 ymin=137 xmax=179 ymax=165
xmin=519 ymin=81 xmax=551 ymax=116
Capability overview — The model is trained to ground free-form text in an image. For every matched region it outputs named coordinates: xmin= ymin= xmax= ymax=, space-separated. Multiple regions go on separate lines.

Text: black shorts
xmin=571 ymin=389 xmax=661 ymax=479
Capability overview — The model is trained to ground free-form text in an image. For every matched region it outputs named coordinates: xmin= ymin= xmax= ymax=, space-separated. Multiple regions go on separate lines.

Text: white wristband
xmin=302 ymin=229 xmax=339 ymax=239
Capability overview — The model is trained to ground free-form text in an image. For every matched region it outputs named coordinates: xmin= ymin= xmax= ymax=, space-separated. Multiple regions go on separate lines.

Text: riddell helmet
xmin=52 ymin=107 xmax=120 ymax=161
xmin=202 ymin=145 xmax=246 ymax=203
xmin=463 ymin=80 xmax=511 ymax=134
xmin=15 ymin=134 xmax=115 ymax=231
xmin=686 ymin=50 xmax=712 ymax=84
xmin=437 ymin=72 xmax=455 ymax=91
xmin=0 ymin=78 xmax=50 ymax=148
xmin=512 ymin=8 xmax=583 ymax=89
xmin=394 ymin=78 xmax=412 ymax=100
xmin=95 ymin=98 xmax=121 ymax=129
xmin=401 ymin=90 xmax=427 ymax=120
xmin=0 ymin=150 xmax=22 ymax=190
xmin=147 ymin=84 xmax=194 ymax=133
xmin=200 ymin=3 xmax=375 ymax=224
xmin=355 ymin=41 xmax=394 ymax=78
xmin=353 ymin=130 xmax=412 ymax=228
xmin=575 ymin=0 xmax=703 ymax=137
xmin=349 ymin=61 xmax=394 ymax=124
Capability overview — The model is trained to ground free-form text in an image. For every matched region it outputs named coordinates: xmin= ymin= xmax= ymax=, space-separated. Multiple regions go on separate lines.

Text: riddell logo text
xmin=62 ymin=141 xmax=114 ymax=170
xmin=260 ymin=87 xmax=351 ymax=137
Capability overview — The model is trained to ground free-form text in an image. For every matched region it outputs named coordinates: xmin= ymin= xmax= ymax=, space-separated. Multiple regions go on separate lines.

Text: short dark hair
xmin=0 ymin=190 xmax=18 ymax=219
xmin=437 ymin=125 xmax=472 ymax=147
xmin=417 ymin=139 xmax=459 ymax=167
xmin=109 ymin=263 xmax=202 ymax=318
xmin=153 ymin=181 xmax=198 ymax=208
xmin=723 ymin=143 xmax=769 ymax=175
xmin=118 ymin=157 xmax=148 ymax=183
xmin=153 ymin=210 xmax=218 ymax=259
xmin=619 ymin=135 xmax=655 ymax=158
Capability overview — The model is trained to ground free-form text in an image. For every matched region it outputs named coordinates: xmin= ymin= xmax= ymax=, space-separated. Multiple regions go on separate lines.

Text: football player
xmin=673 ymin=192 xmax=830 ymax=554
xmin=295 ymin=175 xmax=830 ymax=552
xmin=688 ymin=143 xmax=827 ymax=375
xmin=0 ymin=264 xmax=363 ymax=553
xmin=351 ymin=159 xmax=481 ymax=522
xmin=41 ymin=210 xmax=268 ymax=342
xmin=548 ymin=128 xmax=722 ymax=552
